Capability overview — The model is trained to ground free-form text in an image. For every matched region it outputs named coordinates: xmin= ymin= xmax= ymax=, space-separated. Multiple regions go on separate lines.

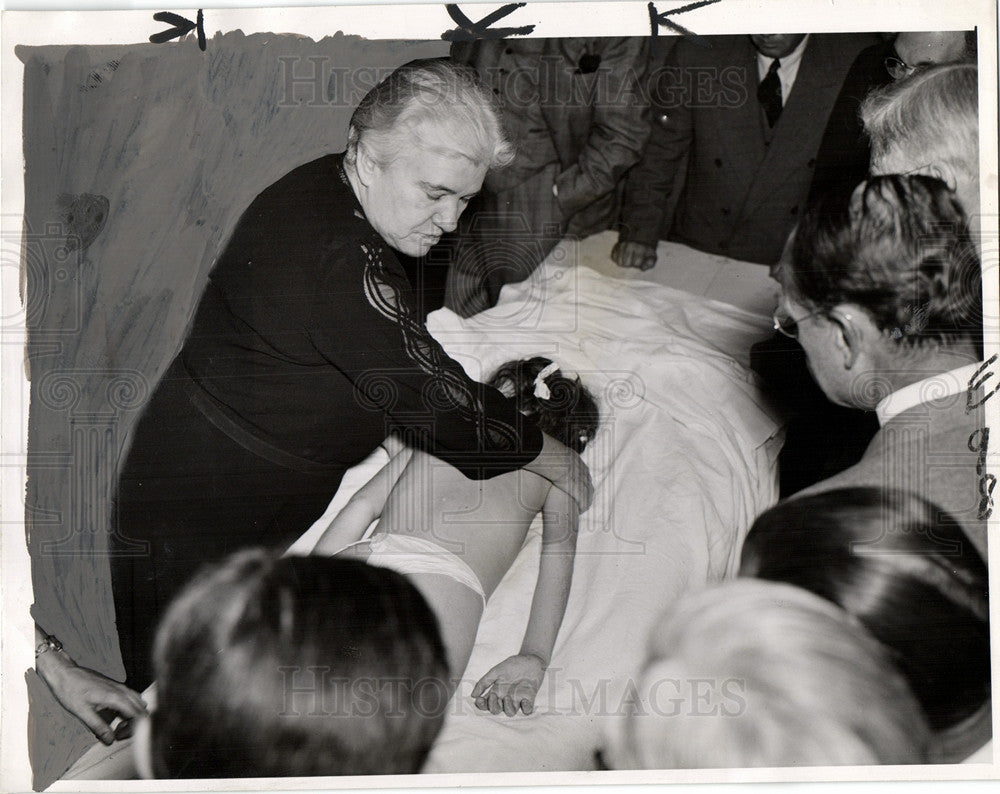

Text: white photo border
xmin=2 ymin=1 xmax=998 ymax=792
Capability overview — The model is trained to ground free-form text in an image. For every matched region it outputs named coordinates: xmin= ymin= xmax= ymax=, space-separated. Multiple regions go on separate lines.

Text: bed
xmin=294 ymin=231 xmax=783 ymax=772
xmin=57 ymin=232 xmax=782 ymax=781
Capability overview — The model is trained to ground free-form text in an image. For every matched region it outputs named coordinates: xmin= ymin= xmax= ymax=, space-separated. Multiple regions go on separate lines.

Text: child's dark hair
xmin=151 ymin=550 xmax=449 ymax=778
xmin=489 ymin=357 xmax=599 ymax=453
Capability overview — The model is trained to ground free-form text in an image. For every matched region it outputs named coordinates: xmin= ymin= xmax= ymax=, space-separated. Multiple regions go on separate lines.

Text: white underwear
xmin=341 ymin=533 xmax=487 ymax=607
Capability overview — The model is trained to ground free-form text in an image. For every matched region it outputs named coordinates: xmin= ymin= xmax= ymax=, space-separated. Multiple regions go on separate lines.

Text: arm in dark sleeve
xmin=310 ymin=240 xmax=543 ymax=479
xmin=617 ymin=43 xmax=693 ymax=248
xmin=553 ymin=37 xmax=652 ymax=218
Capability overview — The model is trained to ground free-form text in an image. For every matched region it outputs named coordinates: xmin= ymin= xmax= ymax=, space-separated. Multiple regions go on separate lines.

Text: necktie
xmin=758 ymin=59 xmax=782 ymax=128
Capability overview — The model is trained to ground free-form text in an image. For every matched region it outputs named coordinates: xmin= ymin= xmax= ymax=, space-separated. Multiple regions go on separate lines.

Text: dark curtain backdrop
xmin=18 ymin=31 xmax=448 ymax=787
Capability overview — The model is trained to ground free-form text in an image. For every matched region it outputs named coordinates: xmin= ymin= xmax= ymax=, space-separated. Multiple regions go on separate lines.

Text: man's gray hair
xmin=345 ymin=58 xmax=514 ymax=170
xmin=861 ymin=63 xmax=978 ymax=183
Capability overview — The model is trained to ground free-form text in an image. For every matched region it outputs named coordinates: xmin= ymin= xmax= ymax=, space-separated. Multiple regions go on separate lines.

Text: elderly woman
xmin=36 ymin=59 xmax=592 ymax=738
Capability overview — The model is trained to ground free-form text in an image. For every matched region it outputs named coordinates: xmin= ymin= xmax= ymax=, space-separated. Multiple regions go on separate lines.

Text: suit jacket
xmin=452 ymin=37 xmax=650 ymax=237
xmin=796 ymin=390 xmax=989 ymax=562
xmin=807 ymin=40 xmax=893 ymax=206
xmin=620 ymin=33 xmax=877 ymax=264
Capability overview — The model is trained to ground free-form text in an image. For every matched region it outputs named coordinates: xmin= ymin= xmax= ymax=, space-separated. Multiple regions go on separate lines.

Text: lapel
xmin=538 ymin=38 xmax=588 ymax=165
xmin=742 ymin=35 xmax=840 ymax=212
xmin=538 ymin=38 xmax=572 ymax=139
xmin=714 ymin=38 xmax=768 ymax=212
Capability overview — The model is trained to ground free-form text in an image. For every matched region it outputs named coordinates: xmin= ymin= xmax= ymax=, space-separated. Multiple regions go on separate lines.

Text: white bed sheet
xmin=292 ymin=244 xmax=782 ymax=772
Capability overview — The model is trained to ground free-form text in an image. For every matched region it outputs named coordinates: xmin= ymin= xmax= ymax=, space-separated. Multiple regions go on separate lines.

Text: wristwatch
xmin=35 ymin=633 xmax=64 ymax=658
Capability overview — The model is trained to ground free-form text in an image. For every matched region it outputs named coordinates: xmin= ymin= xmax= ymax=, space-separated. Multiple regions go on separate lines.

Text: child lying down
xmin=314 ymin=357 xmax=600 ymax=717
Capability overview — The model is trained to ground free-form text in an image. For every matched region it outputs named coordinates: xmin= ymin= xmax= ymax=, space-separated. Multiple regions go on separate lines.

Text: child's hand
xmin=471 ymin=654 xmax=545 ymax=716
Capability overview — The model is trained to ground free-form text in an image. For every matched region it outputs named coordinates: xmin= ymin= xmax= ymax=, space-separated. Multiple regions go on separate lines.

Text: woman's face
xmin=357 ymin=127 xmax=488 ymax=257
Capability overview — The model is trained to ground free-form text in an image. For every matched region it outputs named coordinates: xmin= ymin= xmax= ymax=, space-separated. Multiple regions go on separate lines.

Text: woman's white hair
xmin=619 ymin=580 xmax=930 ymax=768
xmin=345 ymin=57 xmax=514 ymax=171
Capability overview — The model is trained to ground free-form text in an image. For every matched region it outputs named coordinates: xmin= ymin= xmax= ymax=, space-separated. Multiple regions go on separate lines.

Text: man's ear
xmin=924 ymin=162 xmax=958 ymax=192
xmin=771 ymin=226 xmax=798 ymax=283
xmin=828 ymin=305 xmax=875 ymax=370
xmin=133 ymin=714 xmax=154 ymax=779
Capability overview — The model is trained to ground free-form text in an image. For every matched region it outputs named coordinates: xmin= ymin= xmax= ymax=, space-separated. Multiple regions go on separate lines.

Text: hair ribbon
xmin=533 ymin=362 xmax=560 ymax=399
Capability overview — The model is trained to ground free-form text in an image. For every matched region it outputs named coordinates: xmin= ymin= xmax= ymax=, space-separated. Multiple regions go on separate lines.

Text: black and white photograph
xmin=1 ymin=1 xmax=997 ymax=791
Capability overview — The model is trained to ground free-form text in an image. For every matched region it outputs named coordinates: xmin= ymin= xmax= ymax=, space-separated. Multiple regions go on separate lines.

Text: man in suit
xmin=758 ymin=58 xmax=983 ymax=499
xmin=809 ymin=30 xmax=976 ymax=209
xmin=445 ymin=37 xmax=650 ymax=317
xmin=779 ymin=174 xmax=987 ymax=560
xmin=613 ymin=32 xmax=876 ymax=271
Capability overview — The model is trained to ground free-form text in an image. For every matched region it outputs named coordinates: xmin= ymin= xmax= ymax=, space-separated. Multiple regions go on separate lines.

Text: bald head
xmin=893 ymin=31 xmax=973 ymax=77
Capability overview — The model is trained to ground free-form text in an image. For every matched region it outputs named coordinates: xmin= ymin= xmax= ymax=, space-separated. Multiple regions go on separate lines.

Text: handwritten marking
xmin=968 ymin=427 xmax=996 ymax=519
xmin=150 ymin=9 xmax=206 ymax=52
xmin=966 ymin=355 xmax=998 ymax=520
xmin=648 ymin=0 xmax=723 ymax=57
xmin=966 ymin=353 xmax=999 ymax=412
xmin=442 ymin=3 xmax=535 ymax=42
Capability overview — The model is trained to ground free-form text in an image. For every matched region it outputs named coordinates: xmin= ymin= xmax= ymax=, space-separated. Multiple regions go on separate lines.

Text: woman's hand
xmin=524 ymin=432 xmax=594 ymax=513
xmin=36 ymin=648 xmax=147 ymax=745
xmin=472 ymin=654 xmax=546 ymax=716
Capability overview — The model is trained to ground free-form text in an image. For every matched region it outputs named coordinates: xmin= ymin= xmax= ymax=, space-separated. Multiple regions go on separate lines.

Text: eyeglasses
xmin=884 ymin=53 xmax=918 ymax=81
xmin=773 ymin=306 xmax=823 ymax=338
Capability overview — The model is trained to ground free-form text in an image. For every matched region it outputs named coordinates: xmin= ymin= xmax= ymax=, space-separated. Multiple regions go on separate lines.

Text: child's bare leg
xmin=405 ymin=573 xmax=484 ymax=686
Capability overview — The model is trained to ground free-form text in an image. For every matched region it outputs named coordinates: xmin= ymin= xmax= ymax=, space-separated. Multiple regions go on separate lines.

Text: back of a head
xmin=346 ymin=57 xmax=513 ymax=170
xmin=489 ymin=357 xmax=600 ymax=453
xmin=622 ymin=580 xmax=930 ymax=768
xmin=789 ymin=173 xmax=982 ymax=354
xmin=741 ymin=488 xmax=990 ymax=744
xmin=151 ymin=550 xmax=449 ymax=778
xmin=861 ymin=62 xmax=979 ymax=212
xmin=892 ymin=31 xmax=977 ymax=73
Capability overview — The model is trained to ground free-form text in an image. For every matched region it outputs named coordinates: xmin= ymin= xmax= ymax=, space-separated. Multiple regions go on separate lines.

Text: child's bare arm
xmin=520 ymin=484 xmax=579 ymax=664
xmin=472 ymin=485 xmax=579 ymax=716
xmin=312 ymin=440 xmax=413 ymax=555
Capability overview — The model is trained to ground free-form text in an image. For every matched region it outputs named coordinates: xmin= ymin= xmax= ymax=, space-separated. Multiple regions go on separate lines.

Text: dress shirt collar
xmin=875 ymin=362 xmax=983 ymax=426
xmin=756 ymin=34 xmax=810 ymax=103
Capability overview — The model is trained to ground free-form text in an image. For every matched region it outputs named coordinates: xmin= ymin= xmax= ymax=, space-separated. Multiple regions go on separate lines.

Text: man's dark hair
xmin=151 ymin=550 xmax=449 ymax=778
xmin=790 ymin=174 xmax=982 ymax=351
xmin=741 ymin=487 xmax=990 ymax=739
